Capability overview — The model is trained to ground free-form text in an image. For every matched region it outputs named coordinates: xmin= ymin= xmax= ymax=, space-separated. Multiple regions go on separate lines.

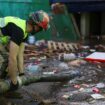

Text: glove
xmin=10 ymin=81 xmax=19 ymax=91
xmin=19 ymin=73 xmax=25 ymax=76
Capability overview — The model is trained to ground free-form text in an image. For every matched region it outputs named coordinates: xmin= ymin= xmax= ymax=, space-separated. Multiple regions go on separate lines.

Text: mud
xmin=0 ymin=58 xmax=105 ymax=105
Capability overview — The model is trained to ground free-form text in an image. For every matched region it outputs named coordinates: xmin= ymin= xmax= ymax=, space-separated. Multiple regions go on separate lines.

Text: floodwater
xmin=0 ymin=58 xmax=105 ymax=105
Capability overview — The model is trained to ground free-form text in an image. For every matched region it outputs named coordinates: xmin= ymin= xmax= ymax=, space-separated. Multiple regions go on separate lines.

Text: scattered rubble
xmin=1 ymin=40 xmax=105 ymax=105
xmin=23 ymin=40 xmax=105 ymax=105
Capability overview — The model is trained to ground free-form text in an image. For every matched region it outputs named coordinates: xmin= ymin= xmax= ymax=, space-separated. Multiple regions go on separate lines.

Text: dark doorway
xmin=89 ymin=12 xmax=101 ymax=45
xmin=90 ymin=12 xmax=101 ymax=35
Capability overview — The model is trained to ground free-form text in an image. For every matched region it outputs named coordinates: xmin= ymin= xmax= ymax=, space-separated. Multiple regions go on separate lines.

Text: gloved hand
xmin=10 ymin=81 xmax=19 ymax=91
xmin=19 ymin=73 xmax=25 ymax=76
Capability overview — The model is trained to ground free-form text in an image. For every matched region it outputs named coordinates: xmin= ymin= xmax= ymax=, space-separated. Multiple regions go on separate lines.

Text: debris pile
xmin=3 ymin=40 xmax=105 ymax=105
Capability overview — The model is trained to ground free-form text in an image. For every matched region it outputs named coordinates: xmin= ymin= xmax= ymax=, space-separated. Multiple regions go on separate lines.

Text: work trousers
xmin=0 ymin=44 xmax=8 ymax=78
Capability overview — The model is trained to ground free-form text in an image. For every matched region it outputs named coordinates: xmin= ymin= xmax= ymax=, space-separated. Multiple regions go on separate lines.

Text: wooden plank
xmin=68 ymin=43 xmax=74 ymax=52
xmin=62 ymin=43 xmax=70 ymax=51
xmin=57 ymin=42 xmax=64 ymax=50
xmin=48 ymin=41 xmax=52 ymax=50
xmin=73 ymin=44 xmax=78 ymax=50
xmin=52 ymin=41 xmax=57 ymax=50
xmin=48 ymin=41 xmax=78 ymax=52
xmin=70 ymin=43 xmax=78 ymax=51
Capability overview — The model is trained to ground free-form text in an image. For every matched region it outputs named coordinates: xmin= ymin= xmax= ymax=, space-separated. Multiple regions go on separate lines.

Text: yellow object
xmin=0 ymin=36 xmax=9 ymax=44
xmin=0 ymin=16 xmax=27 ymax=39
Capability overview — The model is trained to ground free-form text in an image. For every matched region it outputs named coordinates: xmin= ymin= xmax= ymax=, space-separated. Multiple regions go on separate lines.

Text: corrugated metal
xmin=0 ymin=0 xmax=31 ymax=2
xmin=0 ymin=0 xmax=79 ymax=41
xmin=0 ymin=0 xmax=50 ymax=18
xmin=51 ymin=14 xmax=79 ymax=41
xmin=0 ymin=0 xmax=45 ymax=3
xmin=0 ymin=0 xmax=52 ymax=40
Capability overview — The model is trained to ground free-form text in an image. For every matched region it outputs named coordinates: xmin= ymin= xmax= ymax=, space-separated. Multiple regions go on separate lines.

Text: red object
xmin=85 ymin=58 xmax=105 ymax=63
xmin=92 ymin=87 xmax=100 ymax=93
xmin=74 ymin=85 xmax=80 ymax=89
xmin=85 ymin=52 xmax=105 ymax=63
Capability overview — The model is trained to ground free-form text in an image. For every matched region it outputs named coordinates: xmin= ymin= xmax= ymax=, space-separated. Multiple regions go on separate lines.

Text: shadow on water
xmin=0 ymin=82 xmax=61 ymax=105
xmin=0 ymin=95 xmax=39 ymax=105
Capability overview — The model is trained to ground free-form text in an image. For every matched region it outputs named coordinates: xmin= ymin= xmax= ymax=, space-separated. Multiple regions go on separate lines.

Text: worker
xmin=0 ymin=10 xmax=50 ymax=91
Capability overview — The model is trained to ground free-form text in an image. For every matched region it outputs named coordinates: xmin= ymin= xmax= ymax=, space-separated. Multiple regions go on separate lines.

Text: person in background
xmin=0 ymin=10 xmax=50 ymax=90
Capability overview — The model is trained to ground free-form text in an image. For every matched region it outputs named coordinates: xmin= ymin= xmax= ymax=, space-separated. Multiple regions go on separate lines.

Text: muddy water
xmin=0 ymin=59 xmax=105 ymax=105
xmin=0 ymin=82 xmax=61 ymax=105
